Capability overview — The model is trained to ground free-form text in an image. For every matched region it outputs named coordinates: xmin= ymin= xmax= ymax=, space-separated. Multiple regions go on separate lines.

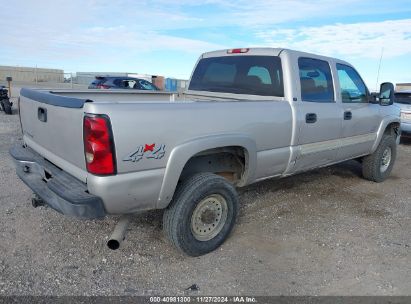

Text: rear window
xmin=395 ymin=92 xmax=411 ymax=104
xmin=188 ymin=56 xmax=284 ymax=97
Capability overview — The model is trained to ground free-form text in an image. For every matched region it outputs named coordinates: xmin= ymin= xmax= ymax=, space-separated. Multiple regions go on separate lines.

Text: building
xmin=0 ymin=65 xmax=64 ymax=83
xmin=396 ymin=83 xmax=411 ymax=91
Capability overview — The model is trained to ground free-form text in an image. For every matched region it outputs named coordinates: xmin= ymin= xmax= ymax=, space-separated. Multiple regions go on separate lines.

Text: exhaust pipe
xmin=107 ymin=216 xmax=131 ymax=250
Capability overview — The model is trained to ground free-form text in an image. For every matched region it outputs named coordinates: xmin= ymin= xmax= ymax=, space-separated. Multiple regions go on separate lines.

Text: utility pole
xmin=6 ymin=76 xmax=12 ymax=98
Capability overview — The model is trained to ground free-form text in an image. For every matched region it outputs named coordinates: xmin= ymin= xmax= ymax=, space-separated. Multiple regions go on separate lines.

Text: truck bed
xmin=19 ymin=88 xmax=293 ymax=187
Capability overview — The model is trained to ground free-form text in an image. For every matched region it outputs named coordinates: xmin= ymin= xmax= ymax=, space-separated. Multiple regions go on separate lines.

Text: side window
xmin=298 ymin=57 xmax=334 ymax=103
xmin=120 ymin=80 xmax=137 ymax=89
xmin=139 ymin=80 xmax=156 ymax=90
xmin=336 ymin=64 xmax=368 ymax=103
xmin=127 ymin=80 xmax=137 ymax=89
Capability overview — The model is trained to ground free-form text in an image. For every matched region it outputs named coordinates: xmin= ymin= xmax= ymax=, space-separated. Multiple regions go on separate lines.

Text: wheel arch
xmin=157 ymin=134 xmax=257 ymax=209
xmin=371 ymin=118 xmax=400 ymax=153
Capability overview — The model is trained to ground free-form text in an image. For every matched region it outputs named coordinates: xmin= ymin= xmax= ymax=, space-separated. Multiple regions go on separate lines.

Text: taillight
xmin=83 ymin=114 xmax=116 ymax=175
xmin=227 ymin=48 xmax=249 ymax=54
xmin=97 ymin=84 xmax=110 ymax=89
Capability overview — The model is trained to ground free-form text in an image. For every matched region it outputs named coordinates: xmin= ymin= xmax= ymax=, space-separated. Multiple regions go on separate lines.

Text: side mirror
xmin=379 ymin=82 xmax=394 ymax=106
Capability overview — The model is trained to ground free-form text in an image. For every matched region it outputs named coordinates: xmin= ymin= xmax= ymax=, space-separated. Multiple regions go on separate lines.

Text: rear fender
xmin=157 ymin=134 xmax=257 ymax=209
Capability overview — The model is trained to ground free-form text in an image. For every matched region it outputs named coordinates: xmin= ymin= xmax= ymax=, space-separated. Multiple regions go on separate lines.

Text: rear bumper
xmin=9 ymin=144 xmax=106 ymax=219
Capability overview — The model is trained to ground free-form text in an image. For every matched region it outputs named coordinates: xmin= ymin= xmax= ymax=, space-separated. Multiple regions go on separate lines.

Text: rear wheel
xmin=163 ymin=172 xmax=238 ymax=256
xmin=362 ymin=134 xmax=397 ymax=182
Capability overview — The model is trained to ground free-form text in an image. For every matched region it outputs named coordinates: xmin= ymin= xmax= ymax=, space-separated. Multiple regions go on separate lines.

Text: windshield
xmin=395 ymin=92 xmax=411 ymax=104
xmin=189 ymin=56 xmax=284 ymax=97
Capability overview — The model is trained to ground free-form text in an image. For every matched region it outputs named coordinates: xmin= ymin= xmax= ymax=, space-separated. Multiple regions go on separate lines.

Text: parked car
xmin=11 ymin=48 xmax=400 ymax=256
xmin=394 ymin=91 xmax=411 ymax=137
xmin=88 ymin=76 xmax=159 ymax=90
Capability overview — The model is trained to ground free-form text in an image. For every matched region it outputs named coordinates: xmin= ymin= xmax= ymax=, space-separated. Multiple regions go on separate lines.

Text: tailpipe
xmin=107 ymin=216 xmax=131 ymax=250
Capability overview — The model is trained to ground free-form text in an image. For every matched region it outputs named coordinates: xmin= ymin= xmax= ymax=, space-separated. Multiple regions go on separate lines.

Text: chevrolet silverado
xmin=10 ymin=48 xmax=400 ymax=256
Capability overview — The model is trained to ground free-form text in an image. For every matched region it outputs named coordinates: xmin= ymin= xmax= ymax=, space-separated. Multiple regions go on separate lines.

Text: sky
xmin=0 ymin=0 xmax=411 ymax=90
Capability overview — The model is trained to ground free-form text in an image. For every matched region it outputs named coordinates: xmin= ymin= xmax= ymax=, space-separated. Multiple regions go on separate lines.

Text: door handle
xmin=305 ymin=113 xmax=317 ymax=124
xmin=344 ymin=111 xmax=352 ymax=120
xmin=38 ymin=107 xmax=47 ymax=122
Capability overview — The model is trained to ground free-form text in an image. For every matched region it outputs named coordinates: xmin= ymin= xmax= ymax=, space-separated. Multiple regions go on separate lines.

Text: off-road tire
xmin=1 ymin=99 xmax=12 ymax=115
xmin=163 ymin=172 xmax=238 ymax=256
xmin=362 ymin=134 xmax=397 ymax=182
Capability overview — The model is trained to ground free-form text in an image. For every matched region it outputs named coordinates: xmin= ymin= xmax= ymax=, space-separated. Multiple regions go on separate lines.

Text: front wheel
xmin=163 ymin=172 xmax=238 ymax=256
xmin=362 ymin=134 xmax=397 ymax=182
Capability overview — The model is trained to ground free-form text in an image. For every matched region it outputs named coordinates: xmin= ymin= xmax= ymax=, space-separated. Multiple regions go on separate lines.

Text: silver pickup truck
xmin=10 ymin=48 xmax=400 ymax=256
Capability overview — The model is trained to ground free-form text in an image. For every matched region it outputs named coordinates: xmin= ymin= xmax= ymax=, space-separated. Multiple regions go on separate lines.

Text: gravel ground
xmin=0 ymin=100 xmax=410 ymax=296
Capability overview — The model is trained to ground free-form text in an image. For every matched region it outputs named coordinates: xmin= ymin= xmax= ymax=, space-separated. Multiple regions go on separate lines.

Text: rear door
xmin=335 ymin=63 xmax=381 ymax=160
xmin=293 ymin=57 xmax=343 ymax=172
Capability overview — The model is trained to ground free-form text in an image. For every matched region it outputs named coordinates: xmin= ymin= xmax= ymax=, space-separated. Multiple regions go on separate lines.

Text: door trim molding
xmin=300 ymin=133 xmax=376 ymax=156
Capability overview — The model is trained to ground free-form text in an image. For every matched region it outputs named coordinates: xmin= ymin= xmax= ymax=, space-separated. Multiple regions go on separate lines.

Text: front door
xmin=335 ymin=63 xmax=381 ymax=160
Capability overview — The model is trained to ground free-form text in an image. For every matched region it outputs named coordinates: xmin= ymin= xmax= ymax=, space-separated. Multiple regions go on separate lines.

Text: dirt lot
xmin=0 ymin=98 xmax=410 ymax=296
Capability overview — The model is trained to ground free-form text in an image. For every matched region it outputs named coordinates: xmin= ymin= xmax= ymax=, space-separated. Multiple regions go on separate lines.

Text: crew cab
xmin=10 ymin=48 xmax=400 ymax=256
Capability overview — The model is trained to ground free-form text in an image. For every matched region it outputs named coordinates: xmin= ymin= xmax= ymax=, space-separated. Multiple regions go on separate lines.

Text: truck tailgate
xmin=19 ymin=89 xmax=88 ymax=182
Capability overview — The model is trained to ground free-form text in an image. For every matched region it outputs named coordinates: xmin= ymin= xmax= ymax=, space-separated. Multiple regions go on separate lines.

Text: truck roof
xmin=201 ymin=47 xmax=352 ymax=66
xmin=202 ymin=47 xmax=284 ymax=58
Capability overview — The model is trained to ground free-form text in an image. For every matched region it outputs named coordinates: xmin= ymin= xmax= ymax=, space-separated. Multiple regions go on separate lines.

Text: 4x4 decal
xmin=123 ymin=143 xmax=166 ymax=162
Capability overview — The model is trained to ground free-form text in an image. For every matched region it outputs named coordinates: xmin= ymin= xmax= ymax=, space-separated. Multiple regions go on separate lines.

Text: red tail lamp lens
xmin=83 ymin=115 xmax=116 ymax=175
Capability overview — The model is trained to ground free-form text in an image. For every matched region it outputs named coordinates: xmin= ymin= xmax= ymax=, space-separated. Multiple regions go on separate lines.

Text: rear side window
xmin=139 ymin=79 xmax=157 ymax=90
xmin=114 ymin=79 xmax=137 ymax=89
xmin=189 ymin=56 xmax=284 ymax=97
xmin=336 ymin=64 xmax=368 ymax=103
xmin=298 ymin=58 xmax=334 ymax=103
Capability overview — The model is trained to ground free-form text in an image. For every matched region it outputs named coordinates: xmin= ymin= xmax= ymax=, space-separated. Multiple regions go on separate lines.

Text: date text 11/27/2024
xmin=149 ymin=296 xmax=257 ymax=303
